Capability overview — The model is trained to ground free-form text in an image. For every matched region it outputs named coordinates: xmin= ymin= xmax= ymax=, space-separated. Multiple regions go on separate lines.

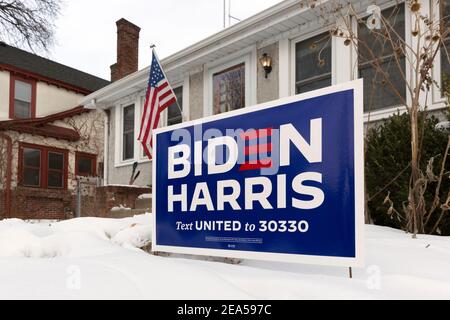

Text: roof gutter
xmin=0 ymin=64 xmax=93 ymax=95
xmin=79 ymin=0 xmax=304 ymax=107
xmin=159 ymin=0 xmax=308 ymax=70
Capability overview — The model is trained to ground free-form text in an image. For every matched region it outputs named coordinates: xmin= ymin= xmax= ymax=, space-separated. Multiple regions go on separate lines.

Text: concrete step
xmin=109 ymin=208 xmax=149 ymax=219
xmin=135 ymin=197 xmax=152 ymax=210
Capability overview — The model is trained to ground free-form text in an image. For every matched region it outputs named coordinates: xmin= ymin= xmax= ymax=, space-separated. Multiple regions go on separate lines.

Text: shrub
xmin=366 ymin=112 xmax=450 ymax=235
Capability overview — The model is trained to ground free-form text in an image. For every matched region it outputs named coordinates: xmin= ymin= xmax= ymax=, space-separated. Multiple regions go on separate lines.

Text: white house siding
xmin=84 ymin=0 xmax=449 ymax=186
xmin=257 ymin=42 xmax=279 ymax=104
xmin=107 ymin=107 xmax=152 ymax=187
xmin=189 ymin=71 xmax=204 ymax=121
xmin=105 ymin=71 xmax=205 ymax=187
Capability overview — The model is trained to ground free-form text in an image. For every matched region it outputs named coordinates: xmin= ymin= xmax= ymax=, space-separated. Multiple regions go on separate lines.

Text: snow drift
xmin=0 ymin=215 xmax=450 ymax=299
xmin=0 ymin=214 xmax=152 ymax=258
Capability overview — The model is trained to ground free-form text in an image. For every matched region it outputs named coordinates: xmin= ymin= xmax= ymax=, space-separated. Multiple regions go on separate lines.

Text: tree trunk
xmin=364 ymin=179 xmax=372 ymax=224
xmin=409 ymin=106 xmax=424 ymax=236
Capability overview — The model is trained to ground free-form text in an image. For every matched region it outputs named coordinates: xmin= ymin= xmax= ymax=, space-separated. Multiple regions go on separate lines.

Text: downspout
xmin=102 ymin=109 xmax=110 ymax=186
xmin=0 ymin=132 xmax=12 ymax=218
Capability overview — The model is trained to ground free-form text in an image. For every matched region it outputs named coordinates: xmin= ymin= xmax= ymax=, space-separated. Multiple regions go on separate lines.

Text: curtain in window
xmin=213 ymin=63 xmax=245 ymax=115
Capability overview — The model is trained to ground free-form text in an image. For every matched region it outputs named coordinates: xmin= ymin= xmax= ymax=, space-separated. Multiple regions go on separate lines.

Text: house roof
xmin=3 ymin=124 xmax=81 ymax=142
xmin=0 ymin=106 xmax=89 ymax=142
xmin=0 ymin=42 xmax=110 ymax=94
xmin=80 ymin=0 xmax=392 ymax=108
xmin=81 ymin=0 xmax=304 ymax=107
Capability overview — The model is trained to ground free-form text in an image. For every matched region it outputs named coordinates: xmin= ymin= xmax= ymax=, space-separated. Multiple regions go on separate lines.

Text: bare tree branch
xmin=300 ymin=0 xmax=450 ymax=236
xmin=0 ymin=0 xmax=62 ymax=53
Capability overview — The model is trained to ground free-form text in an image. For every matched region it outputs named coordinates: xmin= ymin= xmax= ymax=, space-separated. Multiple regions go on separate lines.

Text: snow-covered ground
xmin=0 ymin=214 xmax=449 ymax=300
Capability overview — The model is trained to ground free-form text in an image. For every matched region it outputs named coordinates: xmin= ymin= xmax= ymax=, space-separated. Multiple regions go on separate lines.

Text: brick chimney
xmin=110 ymin=18 xmax=141 ymax=82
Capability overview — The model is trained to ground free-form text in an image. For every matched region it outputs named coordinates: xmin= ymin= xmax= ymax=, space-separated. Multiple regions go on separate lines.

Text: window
xmin=358 ymin=5 xmax=406 ymax=112
xmin=76 ymin=152 xmax=97 ymax=177
xmin=213 ymin=63 xmax=245 ymax=115
xmin=441 ymin=0 xmax=450 ymax=95
xmin=167 ymin=86 xmax=183 ymax=126
xmin=23 ymin=148 xmax=41 ymax=187
xmin=122 ymin=105 xmax=135 ymax=161
xmin=295 ymin=32 xmax=332 ymax=94
xmin=48 ymin=152 xmax=64 ymax=189
xmin=19 ymin=144 xmax=68 ymax=189
xmin=9 ymin=76 xmax=36 ymax=119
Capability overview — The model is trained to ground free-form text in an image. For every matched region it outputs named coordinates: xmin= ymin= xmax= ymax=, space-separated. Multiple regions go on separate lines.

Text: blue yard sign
xmin=152 ymin=80 xmax=364 ymax=267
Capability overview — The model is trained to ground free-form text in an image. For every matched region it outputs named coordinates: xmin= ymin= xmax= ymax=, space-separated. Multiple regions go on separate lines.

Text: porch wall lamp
xmin=259 ymin=53 xmax=273 ymax=79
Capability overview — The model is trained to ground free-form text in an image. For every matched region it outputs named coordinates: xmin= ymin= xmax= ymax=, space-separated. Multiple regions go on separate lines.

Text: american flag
xmin=139 ymin=50 xmax=177 ymax=159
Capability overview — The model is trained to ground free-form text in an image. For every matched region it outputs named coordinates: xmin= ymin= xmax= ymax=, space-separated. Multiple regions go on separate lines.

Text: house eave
xmin=80 ymin=0 xmax=395 ymax=108
xmin=80 ymin=0 xmax=307 ymax=108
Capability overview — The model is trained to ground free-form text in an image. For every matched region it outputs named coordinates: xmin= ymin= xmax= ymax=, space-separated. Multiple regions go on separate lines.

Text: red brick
xmin=1 ymin=185 xmax=151 ymax=220
xmin=110 ymin=19 xmax=141 ymax=82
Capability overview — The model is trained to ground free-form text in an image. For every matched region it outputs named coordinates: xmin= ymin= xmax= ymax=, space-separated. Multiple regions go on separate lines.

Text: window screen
xmin=295 ymin=32 xmax=332 ymax=94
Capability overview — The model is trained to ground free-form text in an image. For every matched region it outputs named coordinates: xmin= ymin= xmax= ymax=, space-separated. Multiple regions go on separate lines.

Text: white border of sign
xmin=152 ymin=79 xmax=365 ymax=268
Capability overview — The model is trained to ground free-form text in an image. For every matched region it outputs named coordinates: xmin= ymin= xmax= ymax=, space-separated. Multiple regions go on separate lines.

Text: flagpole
xmin=150 ymin=44 xmax=186 ymax=122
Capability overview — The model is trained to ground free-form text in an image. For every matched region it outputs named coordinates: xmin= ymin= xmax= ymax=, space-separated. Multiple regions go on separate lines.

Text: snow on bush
xmin=0 ymin=214 xmax=152 ymax=259
xmin=112 ymin=224 xmax=152 ymax=249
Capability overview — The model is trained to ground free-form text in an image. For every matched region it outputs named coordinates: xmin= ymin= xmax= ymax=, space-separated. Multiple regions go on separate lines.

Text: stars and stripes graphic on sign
xmin=139 ymin=49 xmax=177 ymax=159
xmin=239 ymin=128 xmax=273 ymax=171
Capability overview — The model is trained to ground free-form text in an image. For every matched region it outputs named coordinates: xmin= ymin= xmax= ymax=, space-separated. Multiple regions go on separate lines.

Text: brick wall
xmin=73 ymin=194 xmax=108 ymax=218
xmin=94 ymin=185 xmax=151 ymax=217
xmin=0 ymin=189 xmax=4 ymax=219
xmin=11 ymin=187 xmax=73 ymax=220
xmin=5 ymin=185 xmax=150 ymax=220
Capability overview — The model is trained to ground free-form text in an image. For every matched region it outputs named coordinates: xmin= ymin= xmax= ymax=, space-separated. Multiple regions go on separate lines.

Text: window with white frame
xmin=358 ymin=4 xmax=406 ymax=112
xmin=139 ymin=86 xmax=184 ymax=160
xmin=295 ymin=32 xmax=332 ymax=94
xmin=441 ymin=0 xmax=449 ymax=95
xmin=122 ymin=104 xmax=135 ymax=161
xmin=139 ymin=96 xmax=148 ymax=159
xmin=167 ymin=86 xmax=183 ymax=126
xmin=213 ymin=63 xmax=246 ymax=115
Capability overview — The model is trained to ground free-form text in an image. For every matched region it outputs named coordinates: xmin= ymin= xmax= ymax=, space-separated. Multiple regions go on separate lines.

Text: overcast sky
xmin=49 ymin=0 xmax=283 ymax=80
